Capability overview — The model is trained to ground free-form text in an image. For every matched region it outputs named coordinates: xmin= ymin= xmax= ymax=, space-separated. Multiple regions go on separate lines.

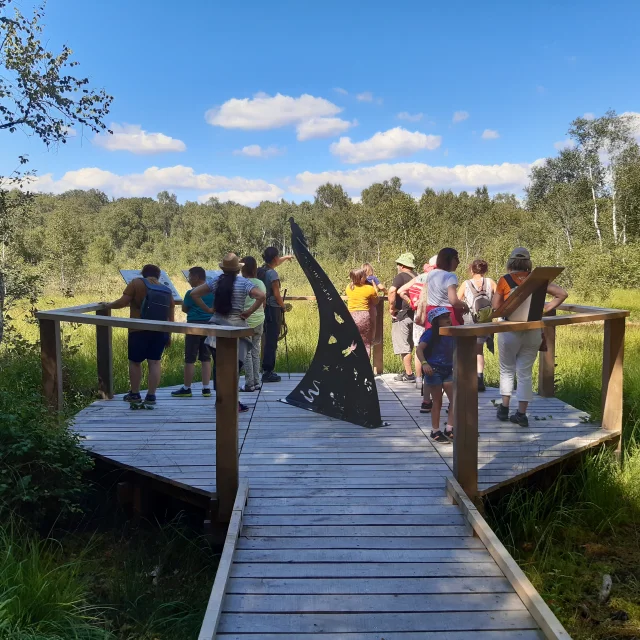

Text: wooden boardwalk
xmin=75 ymin=374 xmax=616 ymax=498
xmin=70 ymin=374 xmax=621 ymax=638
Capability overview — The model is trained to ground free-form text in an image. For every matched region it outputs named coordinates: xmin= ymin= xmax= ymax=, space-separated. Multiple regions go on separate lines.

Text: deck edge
xmin=198 ymin=480 xmax=249 ymax=640
xmin=446 ymin=476 xmax=571 ymax=640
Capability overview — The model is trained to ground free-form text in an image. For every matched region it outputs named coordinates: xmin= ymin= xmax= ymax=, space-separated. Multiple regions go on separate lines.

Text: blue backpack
xmin=140 ymin=278 xmax=172 ymax=321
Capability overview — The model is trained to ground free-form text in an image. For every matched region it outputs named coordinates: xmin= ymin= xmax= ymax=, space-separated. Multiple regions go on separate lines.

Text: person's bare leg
xmin=501 ymin=395 xmax=510 ymax=408
xmin=201 ymin=360 xmax=211 ymax=388
xmin=518 ymin=400 xmax=528 ymax=414
xmin=129 ymin=361 xmax=142 ymax=393
xmin=147 ymin=359 xmax=161 ymax=395
xmin=184 ymin=363 xmax=195 ymax=388
xmin=443 ymin=380 xmax=454 ymax=432
xmin=402 ymin=352 xmax=413 ymax=375
xmin=429 ymin=384 xmax=442 ymax=432
xmin=476 ymin=343 xmax=485 ymax=374
xmin=414 ymin=353 xmax=422 ymax=378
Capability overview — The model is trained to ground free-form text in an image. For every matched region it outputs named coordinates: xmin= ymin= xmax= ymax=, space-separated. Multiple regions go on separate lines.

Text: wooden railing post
xmin=602 ymin=317 xmax=625 ymax=433
xmin=538 ymin=310 xmax=556 ymax=397
xmin=40 ymin=318 xmax=63 ymax=411
xmin=96 ymin=308 xmax=114 ymax=399
xmin=216 ymin=336 xmax=240 ymax=522
xmin=453 ymin=336 xmax=478 ymax=501
xmin=372 ymin=302 xmax=384 ymax=375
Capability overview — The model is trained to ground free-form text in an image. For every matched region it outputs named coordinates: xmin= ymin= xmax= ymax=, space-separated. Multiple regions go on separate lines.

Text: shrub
xmin=0 ymin=388 xmax=93 ymax=529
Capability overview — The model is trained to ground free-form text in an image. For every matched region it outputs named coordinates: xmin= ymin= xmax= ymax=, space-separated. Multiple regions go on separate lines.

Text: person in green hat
xmin=388 ymin=252 xmax=418 ymax=382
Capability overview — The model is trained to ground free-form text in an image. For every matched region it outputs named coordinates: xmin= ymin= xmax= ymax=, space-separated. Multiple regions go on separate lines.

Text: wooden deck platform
xmin=72 ymin=374 xmax=618 ymax=638
xmin=74 ymin=373 xmax=617 ymax=498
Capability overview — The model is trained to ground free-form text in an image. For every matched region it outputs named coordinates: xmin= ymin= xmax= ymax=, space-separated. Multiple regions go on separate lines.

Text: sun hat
xmin=428 ymin=255 xmax=437 ymax=266
xmin=509 ymin=247 xmax=530 ymax=259
xmin=427 ymin=306 xmax=451 ymax=325
xmin=396 ymin=252 xmax=416 ymax=269
xmin=219 ymin=252 xmax=244 ymax=272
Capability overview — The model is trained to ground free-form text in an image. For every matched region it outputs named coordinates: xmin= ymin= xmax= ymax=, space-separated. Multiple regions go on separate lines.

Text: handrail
xmin=35 ymin=310 xmax=254 ymax=338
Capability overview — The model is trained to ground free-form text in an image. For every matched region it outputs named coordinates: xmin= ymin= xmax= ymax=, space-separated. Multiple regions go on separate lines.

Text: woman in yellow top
xmin=345 ymin=268 xmax=380 ymax=357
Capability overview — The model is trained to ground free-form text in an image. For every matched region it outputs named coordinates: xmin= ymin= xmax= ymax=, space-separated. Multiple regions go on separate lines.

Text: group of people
xmin=103 ymin=247 xmax=293 ymax=410
xmin=344 ymin=247 xmax=568 ymax=444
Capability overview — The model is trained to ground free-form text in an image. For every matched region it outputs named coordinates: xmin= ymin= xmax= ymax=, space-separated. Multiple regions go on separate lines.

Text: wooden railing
xmin=36 ymin=299 xmax=629 ymax=514
xmin=440 ymin=304 xmax=629 ymax=500
xmin=35 ymin=302 xmax=254 ymax=522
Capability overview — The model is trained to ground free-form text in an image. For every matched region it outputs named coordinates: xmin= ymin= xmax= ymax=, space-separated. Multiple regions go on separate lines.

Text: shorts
xmin=423 ymin=365 xmax=453 ymax=386
xmin=184 ymin=334 xmax=211 ymax=364
xmin=391 ymin=315 xmax=414 ymax=355
xmin=128 ymin=330 xmax=168 ymax=363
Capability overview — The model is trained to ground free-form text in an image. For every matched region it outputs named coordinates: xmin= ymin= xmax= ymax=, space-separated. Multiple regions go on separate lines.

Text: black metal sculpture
xmin=282 ymin=218 xmax=384 ymax=428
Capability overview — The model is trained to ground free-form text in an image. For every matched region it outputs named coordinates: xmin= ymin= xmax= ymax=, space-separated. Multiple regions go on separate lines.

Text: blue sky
xmin=2 ymin=0 xmax=640 ymax=204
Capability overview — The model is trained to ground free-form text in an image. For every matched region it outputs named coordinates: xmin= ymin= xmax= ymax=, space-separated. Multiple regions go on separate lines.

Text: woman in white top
xmin=457 ymin=259 xmax=497 ymax=392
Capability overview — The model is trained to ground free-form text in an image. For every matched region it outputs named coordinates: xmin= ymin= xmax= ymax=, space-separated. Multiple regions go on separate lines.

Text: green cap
xmin=396 ymin=252 xmax=416 ymax=269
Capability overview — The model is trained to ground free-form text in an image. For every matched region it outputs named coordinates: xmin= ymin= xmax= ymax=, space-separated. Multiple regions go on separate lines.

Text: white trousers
xmin=498 ymin=330 xmax=540 ymax=403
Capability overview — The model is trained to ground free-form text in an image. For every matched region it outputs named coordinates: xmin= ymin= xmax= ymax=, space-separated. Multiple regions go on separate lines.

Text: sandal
xmin=444 ymin=426 xmax=454 ymax=440
xmin=430 ymin=430 xmax=451 ymax=444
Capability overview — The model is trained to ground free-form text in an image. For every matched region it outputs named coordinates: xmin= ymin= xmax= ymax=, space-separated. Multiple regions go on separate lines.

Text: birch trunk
xmin=588 ymin=166 xmax=603 ymax=247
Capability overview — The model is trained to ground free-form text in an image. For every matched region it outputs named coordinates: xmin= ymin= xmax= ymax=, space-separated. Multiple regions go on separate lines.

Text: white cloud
xmin=554 ymin=139 xmax=576 ymax=151
xmin=233 ymin=144 xmax=284 ymax=158
xmin=205 ymin=92 xmax=342 ymax=131
xmin=291 ymin=160 xmax=534 ymax=196
xmin=93 ymin=123 xmax=186 ymax=154
xmin=584 ymin=112 xmax=595 ymax=121
xmin=62 ymin=126 xmax=77 ymax=137
xmin=197 ymin=185 xmax=284 ymax=205
xmin=330 ymin=127 xmax=442 ymax=164
xmin=20 ymin=165 xmax=282 ymax=202
xmin=481 ymin=129 xmax=500 ymax=140
xmin=296 ymin=117 xmax=355 ymax=141
xmin=397 ymin=112 xmax=423 ymax=122
xmin=452 ymin=110 xmax=469 ymax=123
xmin=334 ymin=87 xmax=348 ymax=95
xmin=356 ymin=92 xmax=374 ymax=102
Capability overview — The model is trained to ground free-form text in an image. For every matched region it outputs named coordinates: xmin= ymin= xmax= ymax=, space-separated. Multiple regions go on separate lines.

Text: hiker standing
xmin=258 ymin=247 xmax=294 ymax=383
xmin=423 ymin=248 xmax=468 ymax=328
xmin=492 ymin=248 xmax=568 ymax=427
xmin=172 ymin=266 xmax=213 ymax=398
xmin=388 ymin=253 xmax=418 ymax=382
xmin=103 ymin=264 xmax=175 ymax=405
xmin=345 ymin=267 xmax=380 ymax=357
xmin=458 ymin=259 xmax=496 ymax=392
xmin=240 ymin=256 xmax=267 ymax=392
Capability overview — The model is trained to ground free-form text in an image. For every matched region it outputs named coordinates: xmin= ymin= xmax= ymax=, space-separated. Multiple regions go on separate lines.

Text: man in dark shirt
xmin=388 ymin=253 xmax=417 ymax=382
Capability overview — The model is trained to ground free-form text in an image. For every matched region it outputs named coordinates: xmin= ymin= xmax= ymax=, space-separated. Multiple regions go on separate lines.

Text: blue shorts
xmin=423 ymin=365 xmax=453 ymax=386
xmin=128 ymin=331 xmax=169 ymax=363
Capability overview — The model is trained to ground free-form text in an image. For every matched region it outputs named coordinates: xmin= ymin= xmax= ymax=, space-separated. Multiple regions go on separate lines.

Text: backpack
xmin=257 ymin=264 xmax=274 ymax=302
xmin=140 ymin=278 xmax=172 ymax=321
xmin=408 ymin=281 xmax=424 ymax=311
xmin=469 ymin=278 xmax=492 ymax=314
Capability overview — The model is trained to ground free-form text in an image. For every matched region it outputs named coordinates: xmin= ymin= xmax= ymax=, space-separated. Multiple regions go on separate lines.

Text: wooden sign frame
xmin=491 ymin=267 xmax=564 ymax=321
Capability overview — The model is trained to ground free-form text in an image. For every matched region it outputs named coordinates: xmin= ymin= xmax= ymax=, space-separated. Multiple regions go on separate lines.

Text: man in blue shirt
xmin=172 ymin=266 xmax=214 ymax=398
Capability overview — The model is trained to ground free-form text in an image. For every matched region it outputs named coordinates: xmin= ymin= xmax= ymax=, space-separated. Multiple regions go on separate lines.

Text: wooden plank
xmin=453 ymin=335 xmax=478 ymax=501
xmin=236 ymin=536 xmax=484 ymax=550
xmin=39 ymin=317 xmax=63 ymax=411
xmin=229 ymin=562 xmax=505 ymax=579
xmin=35 ymin=310 xmax=254 ymax=338
xmin=217 ymin=611 xmax=540 ymax=633
xmin=225 ymin=575 xmax=514 ymax=594
xmin=216 ymin=336 xmax=241 ymax=522
xmin=446 ymin=476 xmax=570 ymax=640
xmin=240 ymin=525 xmax=469 ymax=537
xmin=240 ymin=515 xmax=467 ymax=526
xmin=198 ymin=481 xmax=248 ymax=640
xmin=538 ymin=309 xmax=555 ymax=398
xmin=222 ymin=592 xmax=526 ymax=613
xmin=233 ymin=548 xmax=491 ymax=562
xmin=216 ymin=632 xmax=545 ymax=640
xmin=601 ymin=317 xmax=625 ymax=433
xmin=95 ymin=308 xmax=114 ymax=400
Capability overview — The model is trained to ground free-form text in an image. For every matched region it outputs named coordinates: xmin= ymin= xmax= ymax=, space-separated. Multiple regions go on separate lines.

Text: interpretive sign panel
xmin=119 ymin=270 xmax=182 ymax=302
xmin=181 ymin=269 xmax=222 ymax=282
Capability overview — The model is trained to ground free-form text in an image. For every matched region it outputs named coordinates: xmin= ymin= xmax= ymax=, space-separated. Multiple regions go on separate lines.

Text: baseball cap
xmin=427 ymin=306 xmax=450 ymax=325
xmin=509 ymin=247 xmax=530 ymax=259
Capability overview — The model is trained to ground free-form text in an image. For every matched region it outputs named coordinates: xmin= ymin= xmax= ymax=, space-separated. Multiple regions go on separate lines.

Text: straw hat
xmin=395 ymin=252 xmax=416 ymax=269
xmin=219 ymin=252 xmax=244 ymax=272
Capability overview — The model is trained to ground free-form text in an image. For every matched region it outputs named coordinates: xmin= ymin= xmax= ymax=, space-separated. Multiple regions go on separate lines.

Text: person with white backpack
xmin=458 ymin=259 xmax=496 ymax=392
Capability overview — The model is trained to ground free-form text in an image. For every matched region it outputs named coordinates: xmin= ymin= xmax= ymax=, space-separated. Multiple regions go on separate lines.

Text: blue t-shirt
xmin=419 ymin=328 xmax=454 ymax=368
xmin=183 ymin=289 xmax=214 ymax=323
xmin=264 ymin=268 xmax=281 ymax=308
